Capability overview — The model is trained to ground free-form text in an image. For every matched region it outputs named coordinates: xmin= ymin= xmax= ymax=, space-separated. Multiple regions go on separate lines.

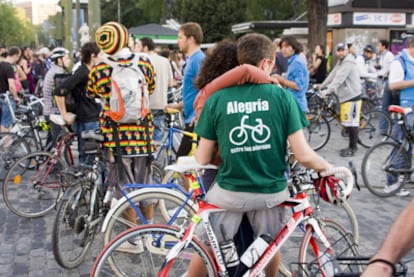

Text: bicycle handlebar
xmin=319 ymin=166 xmax=354 ymax=200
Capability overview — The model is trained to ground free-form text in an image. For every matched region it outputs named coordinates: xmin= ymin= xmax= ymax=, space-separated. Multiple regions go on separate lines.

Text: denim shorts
xmin=0 ymin=95 xmax=16 ymax=128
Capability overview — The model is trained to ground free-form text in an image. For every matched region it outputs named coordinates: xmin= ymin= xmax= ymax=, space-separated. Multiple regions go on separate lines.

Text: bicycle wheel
xmin=303 ymin=113 xmax=331 ymax=151
xmin=359 ymin=110 xmax=392 ymax=148
xmin=303 ymin=185 xmax=359 ymax=244
xmin=52 ymin=184 xmax=97 ymax=269
xmin=103 ymin=187 xmax=196 ymax=245
xmin=152 ymin=161 xmax=165 ymax=184
xmin=361 ymin=141 xmax=409 ymax=197
xmin=0 ymin=132 xmax=30 ymax=179
xmin=2 ymin=151 xmax=67 ymax=218
xmin=92 ymin=224 xmax=217 ymax=277
xmin=278 ymin=199 xmax=359 ymax=277
xmin=297 ymin=218 xmax=359 ymax=276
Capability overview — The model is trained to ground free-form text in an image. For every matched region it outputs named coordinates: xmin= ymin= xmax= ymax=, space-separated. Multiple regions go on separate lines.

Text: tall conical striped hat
xmin=95 ymin=21 xmax=128 ymax=55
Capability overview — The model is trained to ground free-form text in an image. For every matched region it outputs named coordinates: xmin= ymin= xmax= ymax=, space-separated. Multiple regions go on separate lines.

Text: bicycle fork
xmin=307 ymin=217 xmax=337 ymax=277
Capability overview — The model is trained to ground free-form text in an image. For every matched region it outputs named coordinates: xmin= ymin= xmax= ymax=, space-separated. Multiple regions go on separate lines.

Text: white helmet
xmin=48 ymin=47 xmax=69 ymax=61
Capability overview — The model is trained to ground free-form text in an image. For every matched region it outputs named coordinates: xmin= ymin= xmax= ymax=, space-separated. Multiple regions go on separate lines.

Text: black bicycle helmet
xmin=48 ymin=47 xmax=69 ymax=61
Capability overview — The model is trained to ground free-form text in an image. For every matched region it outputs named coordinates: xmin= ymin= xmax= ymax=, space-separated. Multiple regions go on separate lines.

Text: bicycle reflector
xmin=314 ymin=175 xmax=349 ymax=204
xmin=38 ymin=120 xmax=50 ymax=131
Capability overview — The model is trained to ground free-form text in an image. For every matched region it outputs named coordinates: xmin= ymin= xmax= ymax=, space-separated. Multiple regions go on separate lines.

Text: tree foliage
xmin=0 ymin=3 xmax=35 ymax=47
xmin=101 ymin=0 xmax=165 ymax=27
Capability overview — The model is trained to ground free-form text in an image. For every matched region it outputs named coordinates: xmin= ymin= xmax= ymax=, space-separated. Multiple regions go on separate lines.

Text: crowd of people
xmin=1 ymin=20 xmax=414 ymax=276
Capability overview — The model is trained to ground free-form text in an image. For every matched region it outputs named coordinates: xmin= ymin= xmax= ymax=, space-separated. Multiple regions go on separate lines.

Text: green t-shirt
xmin=195 ymin=84 xmax=309 ymax=193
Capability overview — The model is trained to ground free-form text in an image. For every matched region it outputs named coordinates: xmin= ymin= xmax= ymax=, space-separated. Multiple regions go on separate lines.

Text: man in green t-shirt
xmin=187 ymin=33 xmax=333 ymax=276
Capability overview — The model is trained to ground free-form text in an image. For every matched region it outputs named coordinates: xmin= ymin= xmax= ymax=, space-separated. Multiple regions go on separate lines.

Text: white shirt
xmin=388 ymin=50 xmax=414 ymax=84
xmin=356 ymin=55 xmax=377 ymax=81
xmin=376 ymin=50 xmax=394 ymax=78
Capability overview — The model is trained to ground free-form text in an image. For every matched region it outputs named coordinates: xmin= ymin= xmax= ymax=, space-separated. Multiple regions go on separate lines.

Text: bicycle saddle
xmin=165 ymin=107 xmax=181 ymax=114
xmin=81 ymin=129 xmax=104 ymax=142
xmin=388 ymin=105 xmax=412 ymax=115
xmin=165 ymin=156 xmax=217 ymax=173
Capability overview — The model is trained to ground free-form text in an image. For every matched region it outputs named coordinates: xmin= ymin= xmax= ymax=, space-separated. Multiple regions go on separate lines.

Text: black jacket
xmin=56 ymin=64 xmax=100 ymax=122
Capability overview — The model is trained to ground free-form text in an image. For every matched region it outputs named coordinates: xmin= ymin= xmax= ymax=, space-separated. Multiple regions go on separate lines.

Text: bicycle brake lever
xmin=348 ymin=161 xmax=361 ymax=191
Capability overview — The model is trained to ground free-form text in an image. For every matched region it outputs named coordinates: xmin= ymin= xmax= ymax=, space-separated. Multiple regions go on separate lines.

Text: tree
xmin=0 ymin=3 xmax=35 ymax=46
xmin=101 ymin=0 xmax=165 ymax=27
xmin=174 ymin=0 xmax=247 ymax=42
xmin=307 ymin=0 xmax=328 ymax=55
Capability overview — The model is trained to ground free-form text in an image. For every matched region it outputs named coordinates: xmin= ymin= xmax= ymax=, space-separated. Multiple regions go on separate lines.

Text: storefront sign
xmin=353 ymin=12 xmax=406 ymax=26
xmin=327 ymin=13 xmax=342 ymax=26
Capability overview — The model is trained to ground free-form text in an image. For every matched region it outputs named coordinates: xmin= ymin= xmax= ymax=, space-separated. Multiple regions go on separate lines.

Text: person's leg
xmin=133 ymin=157 xmax=154 ymax=222
xmin=78 ymin=121 xmax=100 ymax=165
xmin=340 ymin=100 xmax=360 ymax=156
xmin=379 ymin=82 xmax=392 ymax=133
xmin=348 ymin=127 xmax=359 ymax=149
xmin=0 ymin=96 xmax=15 ymax=132
xmin=176 ymin=124 xmax=195 ymax=191
xmin=152 ymin=110 xmax=165 ymax=144
xmin=247 ymin=193 xmax=287 ymax=276
xmin=188 ymin=184 xmax=244 ymax=277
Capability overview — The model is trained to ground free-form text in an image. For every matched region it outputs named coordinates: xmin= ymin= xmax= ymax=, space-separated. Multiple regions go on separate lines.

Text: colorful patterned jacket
xmin=88 ymin=48 xmax=156 ymax=156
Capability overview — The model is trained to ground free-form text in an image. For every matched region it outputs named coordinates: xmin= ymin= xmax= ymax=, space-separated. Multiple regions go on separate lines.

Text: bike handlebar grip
xmin=319 ymin=166 xmax=354 ymax=199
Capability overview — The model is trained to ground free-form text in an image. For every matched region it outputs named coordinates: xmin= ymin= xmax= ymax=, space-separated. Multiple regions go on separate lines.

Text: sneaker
xmin=116 ymin=237 xmax=144 ymax=254
xmin=383 ymin=182 xmax=400 ymax=194
xmin=167 ymin=207 xmax=188 ymax=218
xmin=396 ymin=188 xmax=410 ymax=197
xmin=339 ymin=147 xmax=358 ymax=157
xmin=384 ymin=182 xmax=410 ymax=196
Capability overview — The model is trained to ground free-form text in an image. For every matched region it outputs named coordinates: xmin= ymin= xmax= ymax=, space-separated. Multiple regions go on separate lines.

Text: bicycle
xmin=91 ymin=160 xmax=359 ymax=277
xmin=1 ymin=114 xmax=76 ymax=218
xmin=304 ymin=88 xmax=392 ymax=151
xmin=100 ymin=156 xmax=210 ymax=248
xmin=152 ymin=106 xmax=198 ymax=178
xmin=0 ymin=132 xmax=31 ymax=179
xmin=288 ymin=159 xmax=360 ymax=244
xmin=52 ymin=128 xmax=108 ymax=269
xmin=291 ymin=256 xmax=408 ymax=276
xmin=361 ymin=104 xmax=414 ymax=197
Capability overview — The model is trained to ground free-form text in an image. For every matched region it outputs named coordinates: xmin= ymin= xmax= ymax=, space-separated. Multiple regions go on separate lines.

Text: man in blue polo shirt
xmin=165 ymin=22 xmax=205 ymax=157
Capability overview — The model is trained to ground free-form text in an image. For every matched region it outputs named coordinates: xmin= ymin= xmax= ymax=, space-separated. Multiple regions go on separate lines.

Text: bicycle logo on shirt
xmin=229 ymin=115 xmax=271 ymax=146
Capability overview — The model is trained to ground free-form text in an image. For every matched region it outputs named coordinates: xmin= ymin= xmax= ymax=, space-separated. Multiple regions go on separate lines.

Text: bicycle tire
xmin=305 ymin=188 xmax=360 ymax=244
xmin=304 ymin=113 xmax=331 ymax=151
xmin=0 ymin=132 xmax=30 ymax=179
xmin=151 ymin=161 xmax=165 ymax=184
xmin=2 ymin=151 xmax=67 ymax=218
xmin=52 ymin=184 xmax=97 ymax=269
xmin=93 ymin=224 xmax=218 ymax=277
xmin=278 ymin=199 xmax=359 ymax=277
xmin=361 ymin=141 xmax=409 ymax=197
xmin=359 ymin=110 xmax=392 ymax=148
xmin=103 ymin=187 xmax=197 ymax=245
xmin=298 ymin=218 xmax=359 ymax=276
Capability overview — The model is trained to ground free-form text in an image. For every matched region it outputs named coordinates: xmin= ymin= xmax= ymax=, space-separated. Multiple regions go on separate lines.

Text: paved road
xmin=0 ymin=122 xmax=413 ymax=276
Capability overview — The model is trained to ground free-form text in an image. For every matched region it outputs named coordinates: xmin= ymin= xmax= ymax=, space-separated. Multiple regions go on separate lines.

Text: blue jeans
xmin=75 ymin=121 xmax=100 ymax=165
xmin=152 ymin=110 xmax=165 ymax=143
xmin=386 ymin=104 xmax=414 ymax=186
xmin=0 ymin=95 xmax=16 ymax=128
xmin=379 ymin=81 xmax=393 ymax=133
